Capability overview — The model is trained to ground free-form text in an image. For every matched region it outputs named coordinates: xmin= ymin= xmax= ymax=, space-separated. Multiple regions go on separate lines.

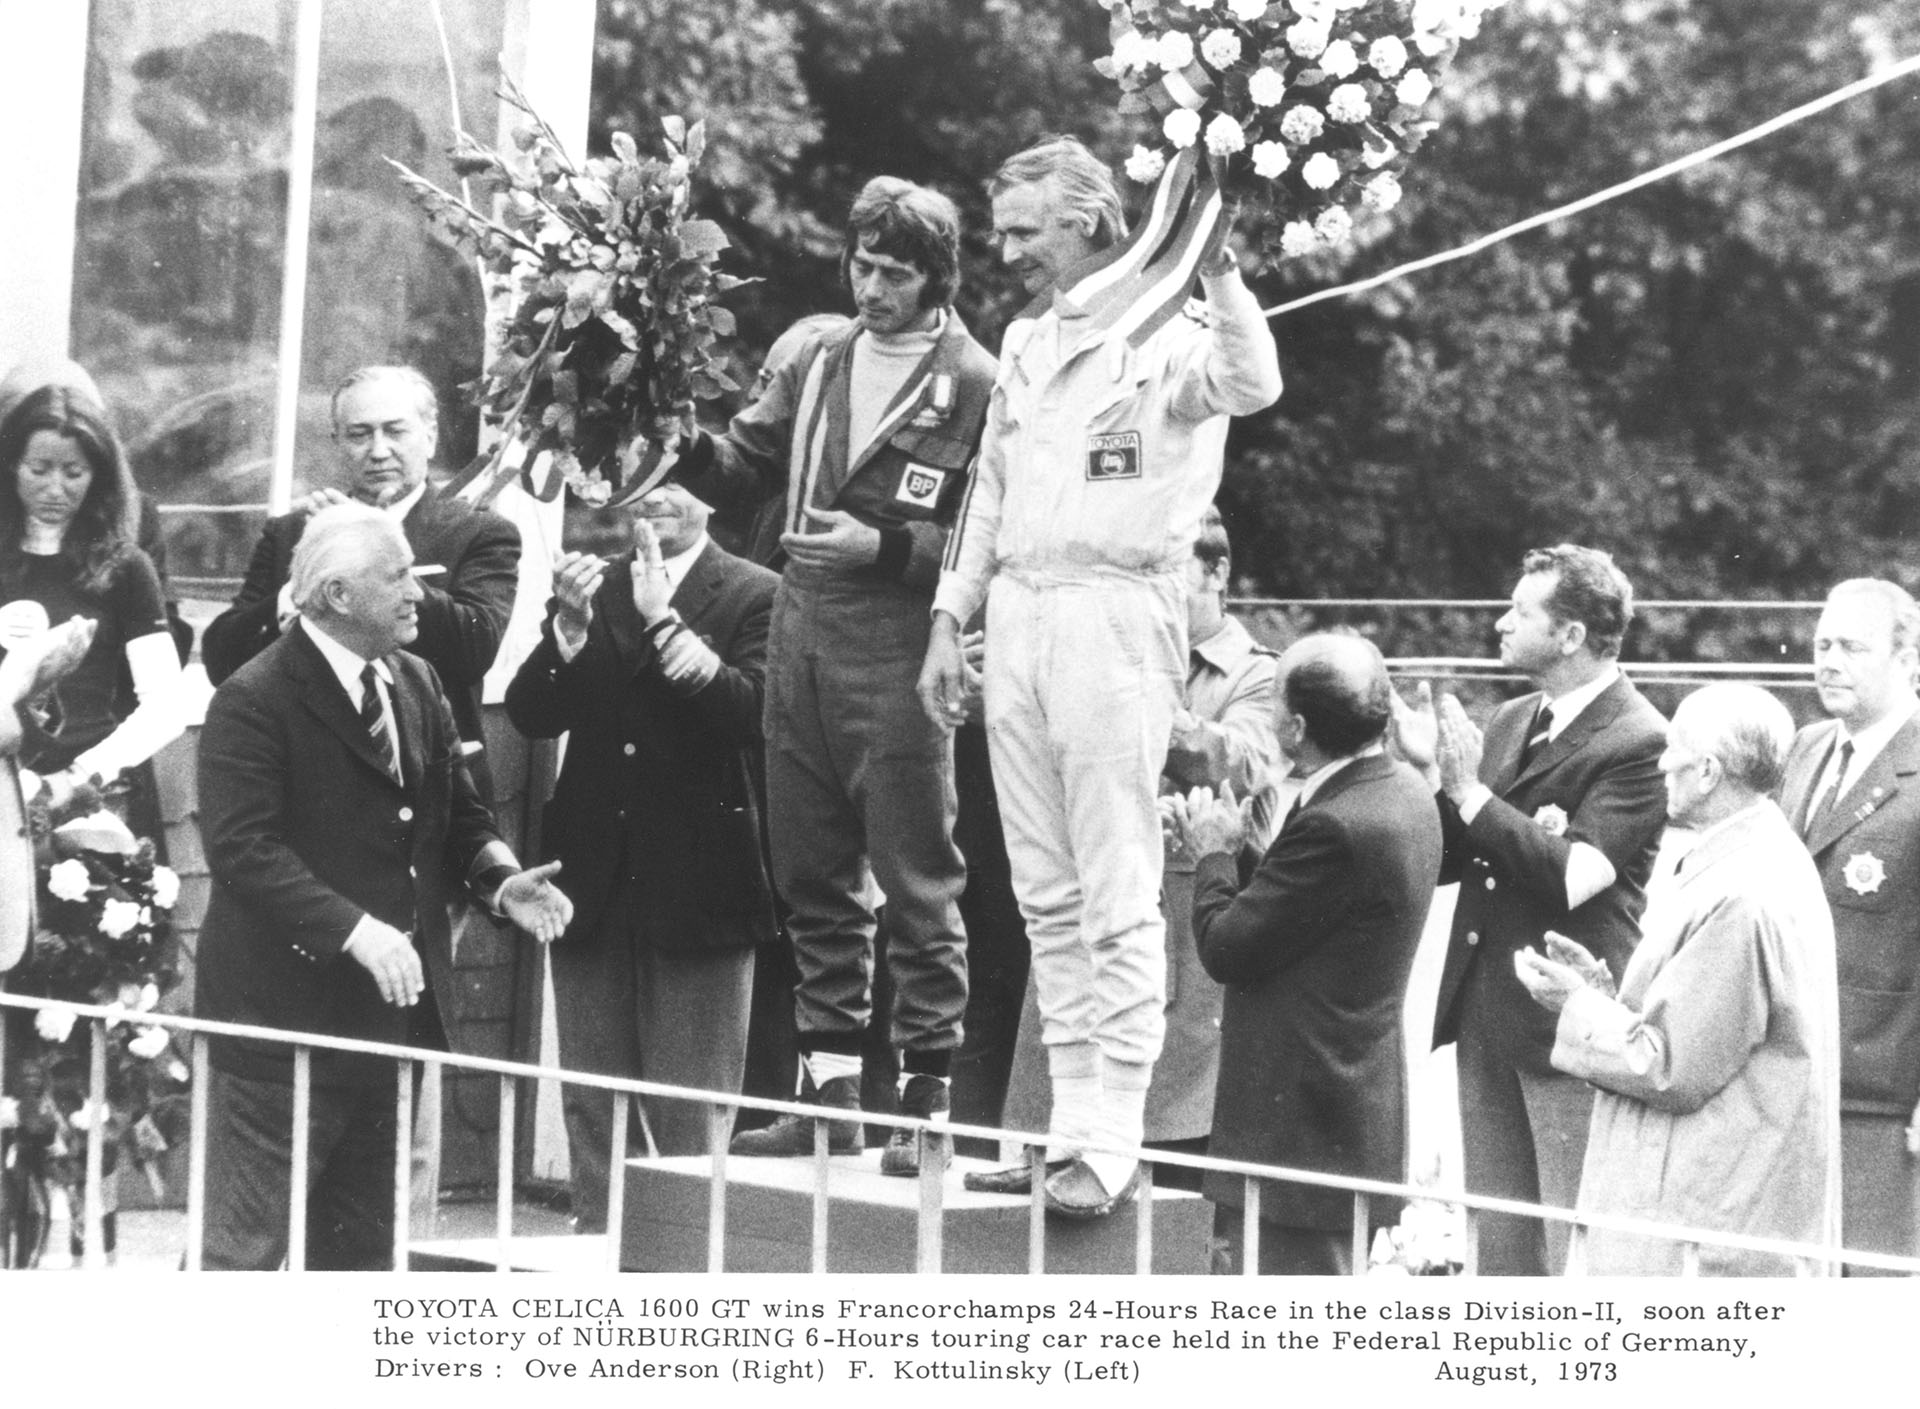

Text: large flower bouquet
xmin=3 ymin=808 xmax=187 ymax=1260
xmin=1099 ymin=0 xmax=1504 ymax=262
xmin=391 ymin=77 xmax=751 ymax=507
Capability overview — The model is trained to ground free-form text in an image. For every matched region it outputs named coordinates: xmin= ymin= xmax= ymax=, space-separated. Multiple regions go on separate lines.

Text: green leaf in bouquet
xmin=686 ymin=120 xmax=706 ymax=168
xmin=678 ymin=221 xmax=730 ymax=258
xmin=706 ymin=306 xmax=737 ymax=337
xmin=662 ymin=115 xmax=687 ymax=146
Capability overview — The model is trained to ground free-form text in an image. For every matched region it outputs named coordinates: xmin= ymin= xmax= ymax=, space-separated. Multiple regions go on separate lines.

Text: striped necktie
xmin=360 ymin=664 xmax=401 ymax=785
xmin=1520 ymin=701 xmax=1555 ymax=770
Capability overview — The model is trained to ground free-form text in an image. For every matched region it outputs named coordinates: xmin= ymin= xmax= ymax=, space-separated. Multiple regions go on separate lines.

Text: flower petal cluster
xmin=1126 ymin=145 xmax=1168 ymax=183
xmin=1248 ymin=66 xmax=1288 ymax=107
xmin=1205 ymin=113 xmax=1248 ymax=156
xmin=1200 ymin=29 xmax=1243 ymax=69
xmin=36 ymin=1006 xmax=77 ymax=1043
xmin=1279 ymin=104 xmax=1325 ymax=144
xmin=1315 ymin=205 xmax=1355 ymax=243
xmin=1327 ymin=83 xmax=1370 ymax=124
xmin=1250 ymin=141 xmax=1290 ymax=178
xmin=129 ymin=1026 xmax=170 ymax=1060
xmin=1363 ymin=172 xmax=1404 ymax=211
xmin=151 ymin=865 xmax=180 ymax=910
xmin=1164 ymin=108 xmax=1203 ymax=149
xmin=1319 ymin=39 xmax=1360 ymax=79
xmin=1301 ymin=151 xmax=1341 ymax=189
xmin=1112 ymin=29 xmax=1157 ymax=76
xmin=1279 ymin=220 xmax=1320 ymax=256
xmin=1157 ymin=29 xmax=1197 ymax=70
xmin=48 ymin=858 xmax=92 ymax=903
xmin=1397 ymin=67 xmax=1435 ymax=106
xmin=1368 ymin=34 xmax=1409 ymax=76
xmin=1229 ymin=0 xmax=1269 ymax=18
xmin=100 ymin=898 xmax=142 ymax=939
xmin=1286 ymin=19 xmax=1330 ymax=59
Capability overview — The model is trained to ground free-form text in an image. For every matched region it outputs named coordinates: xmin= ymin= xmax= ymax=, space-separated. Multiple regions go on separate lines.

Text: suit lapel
xmin=671 ymin=541 xmax=726 ymax=634
xmin=1781 ymin=721 xmax=1841 ymax=836
xmin=1805 ymin=715 xmax=1920 ymax=857
xmin=1507 ymin=676 xmax=1633 ymax=794
xmin=385 ymin=655 xmax=426 ymax=792
xmin=1486 ymin=693 xmax=1540 ymax=793
xmin=290 ymin=624 xmax=404 ymax=790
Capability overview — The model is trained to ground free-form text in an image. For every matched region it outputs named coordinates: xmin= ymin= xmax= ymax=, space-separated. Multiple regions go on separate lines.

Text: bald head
xmin=1277 ymin=633 xmax=1393 ymax=762
xmin=1661 ymin=682 xmax=1793 ymax=829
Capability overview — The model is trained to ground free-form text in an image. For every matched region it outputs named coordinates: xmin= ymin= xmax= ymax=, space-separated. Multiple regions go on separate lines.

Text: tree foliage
xmin=590 ymin=0 xmax=1920 ymax=661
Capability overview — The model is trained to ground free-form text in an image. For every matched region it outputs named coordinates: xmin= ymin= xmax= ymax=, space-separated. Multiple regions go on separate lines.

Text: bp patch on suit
xmin=1086 ymin=431 xmax=1142 ymax=482
xmin=894 ymin=462 xmax=946 ymax=511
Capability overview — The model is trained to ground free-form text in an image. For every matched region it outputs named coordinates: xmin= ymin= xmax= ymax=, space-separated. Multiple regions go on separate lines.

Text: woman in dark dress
xmin=0 ymin=384 xmax=185 ymax=799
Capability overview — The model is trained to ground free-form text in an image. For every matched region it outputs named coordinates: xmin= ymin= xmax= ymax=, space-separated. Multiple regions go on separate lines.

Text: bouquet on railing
xmin=390 ymin=77 xmax=752 ymax=507
xmin=1097 ymin=0 xmax=1504 ymax=269
xmin=3 ymin=807 xmax=189 ymax=1219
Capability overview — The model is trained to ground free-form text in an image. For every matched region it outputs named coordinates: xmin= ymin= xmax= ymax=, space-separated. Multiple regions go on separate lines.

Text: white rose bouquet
xmin=6 ymin=807 xmax=188 ymax=1255
xmin=1098 ymin=0 xmax=1504 ymax=262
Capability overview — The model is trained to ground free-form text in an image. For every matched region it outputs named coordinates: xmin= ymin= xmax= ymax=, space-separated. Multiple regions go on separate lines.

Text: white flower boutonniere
xmin=1844 ymin=851 xmax=1887 ymax=896
xmin=1533 ymin=804 xmax=1569 ymax=837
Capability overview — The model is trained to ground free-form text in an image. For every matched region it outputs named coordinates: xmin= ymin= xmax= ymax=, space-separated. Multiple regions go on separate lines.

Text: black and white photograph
xmin=2 ymin=0 xmax=1918 ymax=1400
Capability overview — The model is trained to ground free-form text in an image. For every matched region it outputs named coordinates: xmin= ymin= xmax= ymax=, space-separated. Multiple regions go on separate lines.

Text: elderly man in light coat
xmin=1517 ymin=682 xmax=1841 ymax=1275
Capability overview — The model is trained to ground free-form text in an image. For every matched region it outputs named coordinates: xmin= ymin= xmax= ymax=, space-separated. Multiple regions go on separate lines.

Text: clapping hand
xmin=630 ymin=520 xmax=674 ymax=623
xmin=1170 ymin=781 xmax=1249 ymax=860
xmin=1514 ymin=931 xmax=1610 ymax=1014
xmin=551 ymin=551 xmax=607 ymax=646
xmin=1389 ymin=682 xmax=1438 ymax=776
xmin=1435 ymin=693 xmax=1485 ymax=801
xmin=498 ymin=860 xmax=573 ymax=944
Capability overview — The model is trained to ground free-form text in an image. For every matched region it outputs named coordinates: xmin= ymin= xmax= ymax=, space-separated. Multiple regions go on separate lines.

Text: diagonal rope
xmin=1265 ymin=50 xmax=1920 ymax=320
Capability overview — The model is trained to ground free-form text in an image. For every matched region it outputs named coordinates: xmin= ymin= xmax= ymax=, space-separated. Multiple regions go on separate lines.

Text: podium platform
xmin=620 ymin=1151 xmax=1210 ymax=1274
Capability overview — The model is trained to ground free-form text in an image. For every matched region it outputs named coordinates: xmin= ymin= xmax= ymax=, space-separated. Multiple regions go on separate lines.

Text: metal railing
xmin=6 ymin=991 xmax=1914 ymax=1278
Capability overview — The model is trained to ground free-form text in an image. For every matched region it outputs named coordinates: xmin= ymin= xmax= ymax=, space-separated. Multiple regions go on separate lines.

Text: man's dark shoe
xmin=1043 ymin=1158 xmax=1144 ymax=1220
xmin=729 ymin=1076 xmax=863 ymax=1157
xmin=880 ymin=1075 xmax=950 ymax=1178
xmin=961 ymin=1157 xmax=1074 ymax=1196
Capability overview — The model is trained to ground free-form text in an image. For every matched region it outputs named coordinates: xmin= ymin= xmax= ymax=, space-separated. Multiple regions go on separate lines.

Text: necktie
xmin=1803 ymin=739 xmax=1854 ymax=841
xmin=1519 ymin=702 xmax=1555 ymax=770
xmin=360 ymin=664 xmax=401 ymax=785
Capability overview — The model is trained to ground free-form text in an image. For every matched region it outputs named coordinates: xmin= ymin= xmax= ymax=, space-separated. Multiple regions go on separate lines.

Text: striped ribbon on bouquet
xmin=1062 ymin=43 xmax=1234 ymax=346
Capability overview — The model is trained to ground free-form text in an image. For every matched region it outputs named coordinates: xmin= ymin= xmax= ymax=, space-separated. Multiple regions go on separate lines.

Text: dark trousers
xmin=1456 ymin=983 xmax=1594 ymax=1276
xmin=201 ymin=1066 xmax=400 ymax=1271
xmin=1841 ymin=1112 xmax=1920 ymax=1276
xmin=947 ymin=722 xmax=1031 ymax=1156
xmin=766 ymin=578 xmax=968 ymax=1054
xmin=1209 ymin=1205 xmax=1353 ymax=1276
xmin=549 ymin=933 xmax=754 ymax=1232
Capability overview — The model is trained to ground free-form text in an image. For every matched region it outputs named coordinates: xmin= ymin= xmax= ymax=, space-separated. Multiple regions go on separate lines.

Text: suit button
xmin=623 ymin=743 xmax=636 ymax=757
xmin=616 ymin=808 xmax=627 ymax=821
xmin=1466 ymin=931 xmax=1480 ymax=946
xmin=399 ymin=806 xmax=414 ymax=822
xmin=1485 ymin=877 xmax=1497 ymax=891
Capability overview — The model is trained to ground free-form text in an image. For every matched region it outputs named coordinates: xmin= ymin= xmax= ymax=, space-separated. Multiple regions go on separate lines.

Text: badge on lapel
xmin=1532 ymin=804 xmax=1569 ymax=837
xmin=1086 ymin=431 xmax=1142 ymax=481
xmin=1843 ymin=851 xmax=1887 ymax=896
xmin=908 ymin=373 xmax=954 ymax=428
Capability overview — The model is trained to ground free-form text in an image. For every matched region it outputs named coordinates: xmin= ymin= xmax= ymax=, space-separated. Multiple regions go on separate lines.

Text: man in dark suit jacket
xmin=195 ymin=504 xmax=569 ymax=1270
xmin=202 ymin=364 xmax=519 ymax=797
xmin=1176 ymin=634 xmax=1442 ymax=1275
xmin=506 ymin=481 xmax=778 ymax=1233
xmin=1778 ymin=577 xmax=1920 ymax=1274
xmin=1394 ymin=544 xmax=1668 ymax=1276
